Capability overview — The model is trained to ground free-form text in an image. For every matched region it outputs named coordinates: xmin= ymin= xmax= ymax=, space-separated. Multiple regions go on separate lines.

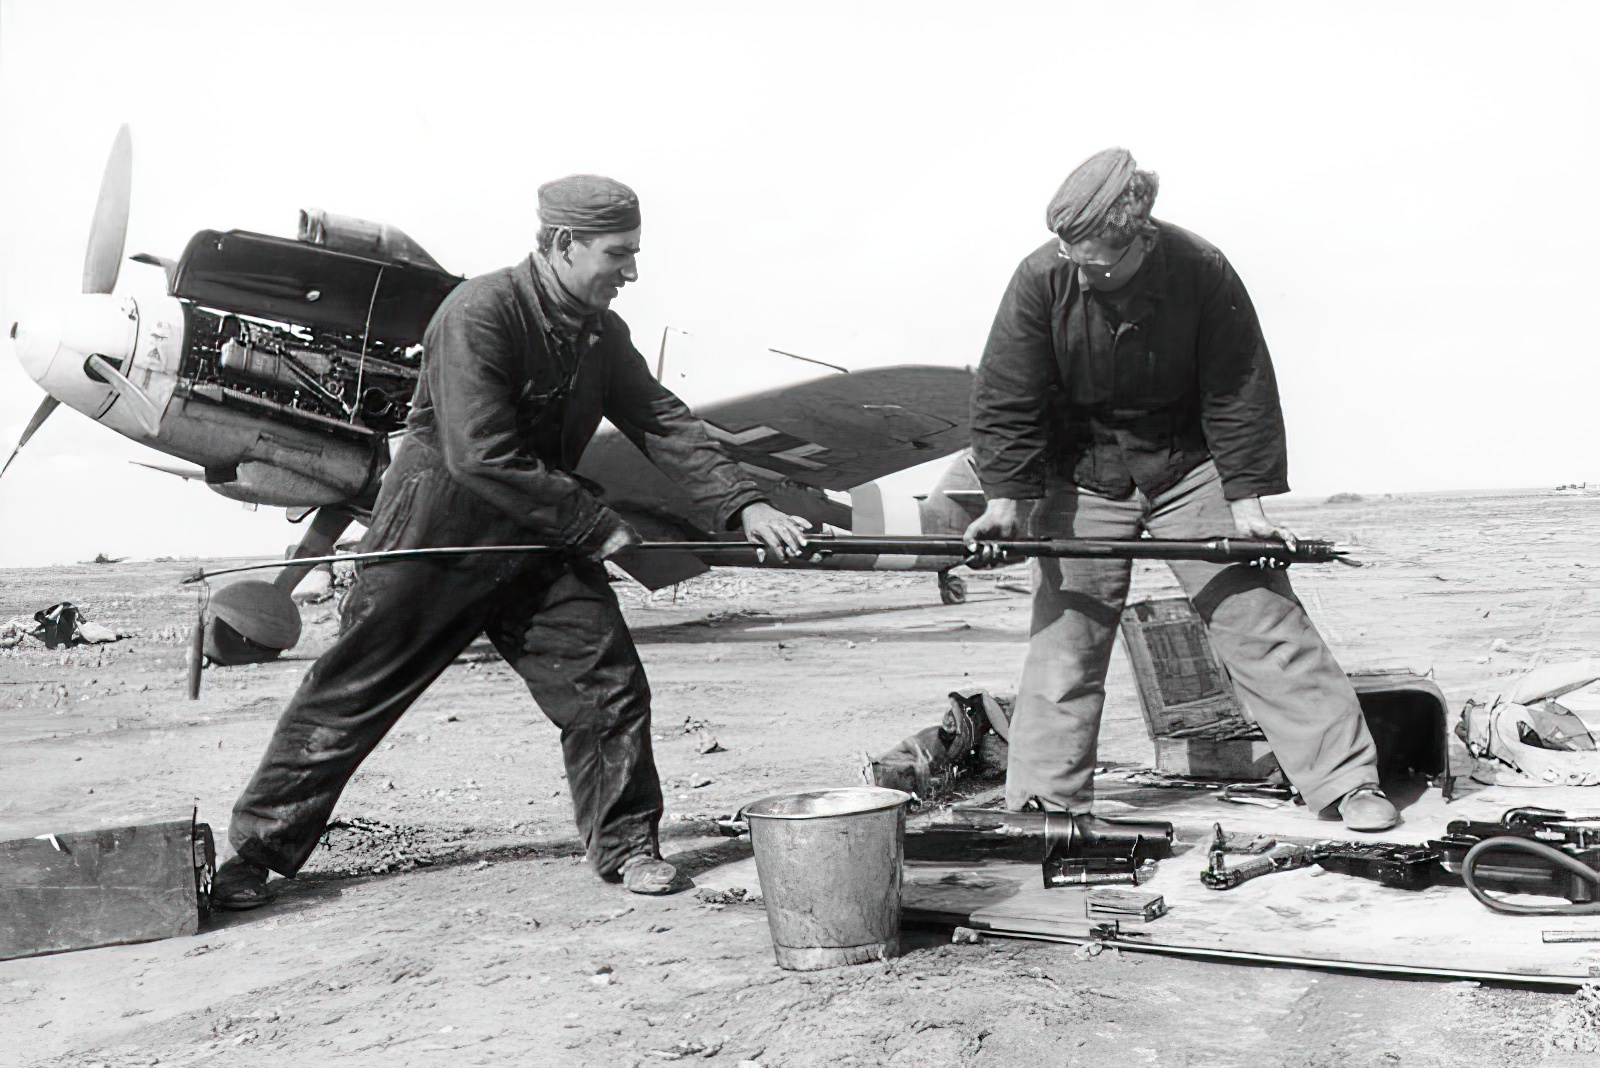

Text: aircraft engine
xmin=184 ymin=311 xmax=418 ymax=433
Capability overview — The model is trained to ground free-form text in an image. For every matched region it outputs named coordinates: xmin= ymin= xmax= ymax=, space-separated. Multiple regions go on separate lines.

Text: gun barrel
xmin=675 ymin=535 xmax=1347 ymax=565
xmin=181 ymin=535 xmax=1347 ymax=584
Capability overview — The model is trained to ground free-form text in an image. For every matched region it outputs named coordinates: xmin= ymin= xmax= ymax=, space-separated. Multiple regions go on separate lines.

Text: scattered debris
xmin=1550 ymin=983 xmax=1600 ymax=1054
xmin=694 ymin=886 xmax=759 ymax=906
xmin=694 ymin=730 xmax=726 ymax=754
xmin=647 ymin=1038 xmax=724 ymax=1060
xmin=12 ymin=603 xmax=128 ymax=649
xmin=0 ymin=619 xmax=31 ymax=649
xmin=311 ymin=817 xmax=451 ymax=875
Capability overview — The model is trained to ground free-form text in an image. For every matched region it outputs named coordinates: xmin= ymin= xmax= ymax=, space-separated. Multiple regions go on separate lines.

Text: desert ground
xmin=5 ymin=488 xmax=1600 ymax=1066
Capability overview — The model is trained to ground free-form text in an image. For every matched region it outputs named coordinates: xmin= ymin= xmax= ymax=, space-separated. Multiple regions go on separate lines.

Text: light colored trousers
xmin=1006 ymin=461 xmax=1379 ymax=815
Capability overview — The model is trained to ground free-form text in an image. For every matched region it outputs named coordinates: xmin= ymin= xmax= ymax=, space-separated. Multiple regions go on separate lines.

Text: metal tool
xmin=1200 ymin=823 xmax=1315 ymax=890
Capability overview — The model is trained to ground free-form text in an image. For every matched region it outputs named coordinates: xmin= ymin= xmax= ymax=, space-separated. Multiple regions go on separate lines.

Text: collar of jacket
xmin=522 ymin=253 xmax=605 ymax=345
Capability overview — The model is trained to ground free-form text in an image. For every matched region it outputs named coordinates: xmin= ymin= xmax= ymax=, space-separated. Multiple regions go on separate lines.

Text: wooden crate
xmin=0 ymin=819 xmax=215 ymax=961
xmin=1119 ymin=597 xmax=1275 ymax=779
xmin=1120 ymin=599 xmax=1451 ymax=784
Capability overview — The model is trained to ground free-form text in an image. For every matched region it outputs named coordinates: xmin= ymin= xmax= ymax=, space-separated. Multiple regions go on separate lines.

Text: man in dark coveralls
xmin=964 ymin=148 xmax=1398 ymax=833
xmin=212 ymin=176 xmax=810 ymax=906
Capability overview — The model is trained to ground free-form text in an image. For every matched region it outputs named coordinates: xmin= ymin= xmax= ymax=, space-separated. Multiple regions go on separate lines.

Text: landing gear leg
xmin=938 ymin=569 xmax=967 ymax=606
xmin=273 ymin=505 xmax=358 ymax=596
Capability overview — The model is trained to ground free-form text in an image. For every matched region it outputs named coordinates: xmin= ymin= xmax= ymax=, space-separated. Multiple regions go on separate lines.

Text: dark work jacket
xmin=362 ymin=256 xmax=765 ymax=554
xmin=970 ymin=220 xmax=1290 ymax=502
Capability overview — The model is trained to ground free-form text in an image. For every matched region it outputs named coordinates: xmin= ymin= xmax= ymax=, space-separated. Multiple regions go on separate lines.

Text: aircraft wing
xmin=577 ymin=364 xmax=973 ymax=532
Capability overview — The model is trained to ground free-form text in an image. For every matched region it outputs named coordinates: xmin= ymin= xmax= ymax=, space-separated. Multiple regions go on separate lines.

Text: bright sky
xmin=1 ymin=1 xmax=1595 ymax=567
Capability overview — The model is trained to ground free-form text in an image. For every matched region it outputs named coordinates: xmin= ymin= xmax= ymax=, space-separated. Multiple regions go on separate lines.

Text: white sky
xmin=1 ymin=1 xmax=1596 ymax=567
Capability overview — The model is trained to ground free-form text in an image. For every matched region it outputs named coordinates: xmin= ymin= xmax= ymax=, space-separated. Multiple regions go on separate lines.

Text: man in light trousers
xmin=964 ymin=147 xmax=1396 ymax=832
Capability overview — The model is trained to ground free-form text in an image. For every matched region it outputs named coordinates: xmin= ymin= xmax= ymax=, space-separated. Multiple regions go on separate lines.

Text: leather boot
xmin=211 ymin=855 xmax=273 ymax=910
xmin=1338 ymin=784 xmax=1399 ymax=833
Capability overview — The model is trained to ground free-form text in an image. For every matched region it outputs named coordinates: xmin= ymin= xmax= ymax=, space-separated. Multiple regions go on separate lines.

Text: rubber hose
xmin=1461 ymin=836 xmax=1600 ymax=915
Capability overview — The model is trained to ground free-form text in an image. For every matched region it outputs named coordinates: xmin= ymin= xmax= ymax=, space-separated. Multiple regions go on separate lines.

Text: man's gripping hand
xmin=962 ymin=498 xmax=1027 ymax=569
xmin=1229 ymin=496 xmax=1297 ymax=569
xmin=740 ymin=502 xmax=812 ymax=562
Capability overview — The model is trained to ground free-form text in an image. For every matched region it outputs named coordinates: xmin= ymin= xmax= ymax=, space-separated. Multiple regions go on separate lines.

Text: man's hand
xmin=740 ymin=502 xmax=812 ymax=562
xmin=1229 ymin=496 xmax=1297 ymax=568
xmin=963 ymin=498 xmax=1027 ymax=569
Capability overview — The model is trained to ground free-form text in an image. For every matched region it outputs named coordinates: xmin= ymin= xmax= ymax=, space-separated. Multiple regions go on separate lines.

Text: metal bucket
xmin=743 ymin=786 xmax=911 ymax=971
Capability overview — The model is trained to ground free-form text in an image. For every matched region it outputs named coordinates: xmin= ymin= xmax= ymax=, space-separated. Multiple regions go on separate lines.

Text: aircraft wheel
xmin=939 ymin=572 xmax=967 ymax=606
xmin=205 ymin=579 xmax=302 ymax=665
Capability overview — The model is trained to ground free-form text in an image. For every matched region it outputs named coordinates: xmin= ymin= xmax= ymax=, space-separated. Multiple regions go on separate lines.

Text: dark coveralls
xmin=229 ymin=256 xmax=765 ymax=878
xmin=972 ymin=219 xmax=1379 ymax=813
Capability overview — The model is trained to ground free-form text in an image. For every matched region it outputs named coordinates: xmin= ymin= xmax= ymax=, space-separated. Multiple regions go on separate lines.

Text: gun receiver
xmin=1302 ymin=809 xmax=1600 ymax=912
xmin=902 ymin=809 xmax=1174 ymax=889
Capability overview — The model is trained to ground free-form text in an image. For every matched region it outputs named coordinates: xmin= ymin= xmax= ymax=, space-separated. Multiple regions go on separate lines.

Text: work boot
xmin=1337 ymin=785 xmax=1399 ymax=833
xmin=618 ymin=854 xmax=679 ymax=895
xmin=211 ymin=855 xmax=273 ymax=911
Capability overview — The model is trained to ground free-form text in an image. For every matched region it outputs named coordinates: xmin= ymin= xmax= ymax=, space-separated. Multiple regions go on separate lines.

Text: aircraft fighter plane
xmin=3 ymin=127 xmax=987 ymax=664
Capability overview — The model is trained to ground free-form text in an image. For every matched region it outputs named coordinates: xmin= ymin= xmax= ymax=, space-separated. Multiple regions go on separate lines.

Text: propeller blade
xmin=0 ymin=395 xmax=61 ymax=479
xmin=86 ymin=354 xmax=162 ymax=435
xmin=82 ymin=124 xmax=132 ymax=295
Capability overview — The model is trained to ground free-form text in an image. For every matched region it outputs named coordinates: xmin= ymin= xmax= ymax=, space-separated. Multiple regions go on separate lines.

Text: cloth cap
xmin=537 ymin=174 xmax=641 ymax=232
xmin=1045 ymin=148 xmax=1138 ymax=244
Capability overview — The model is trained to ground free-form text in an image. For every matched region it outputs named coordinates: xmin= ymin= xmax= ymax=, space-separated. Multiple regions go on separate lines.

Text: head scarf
xmin=537 ymin=174 xmax=641 ymax=232
xmin=1045 ymin=148 xmax=1139 ymax=244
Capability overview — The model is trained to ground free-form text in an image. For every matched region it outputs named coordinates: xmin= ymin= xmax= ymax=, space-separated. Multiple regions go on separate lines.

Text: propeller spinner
xmin=5 ymin=124 xmax=170 ymax=476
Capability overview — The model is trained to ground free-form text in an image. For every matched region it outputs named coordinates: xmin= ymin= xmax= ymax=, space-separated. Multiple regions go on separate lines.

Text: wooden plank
xmin=699 ymin=783 xmax=1600 ymax=984
xmin=0 ymin=820 xmax=212 ymax=960
xmin=900 ymin=852 xmax=1600 ymax=985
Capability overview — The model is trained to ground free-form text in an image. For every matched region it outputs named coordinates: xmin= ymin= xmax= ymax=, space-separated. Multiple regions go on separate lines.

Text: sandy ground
xmin=5 ymin=489 xmax=1600 ymax=1066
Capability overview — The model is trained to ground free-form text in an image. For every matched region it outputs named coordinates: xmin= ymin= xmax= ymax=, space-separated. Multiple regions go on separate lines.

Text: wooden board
xmin=901 ymin=854 xmax=1600 ymax=986
xmin=697 ymin=782 xmax=1600 ymax=985
xmin=0 ymin=819 xmax=212 ymax=961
